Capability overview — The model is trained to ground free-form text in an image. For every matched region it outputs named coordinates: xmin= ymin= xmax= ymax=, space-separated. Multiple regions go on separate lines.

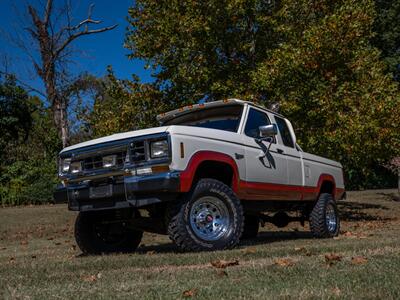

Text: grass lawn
xmin=1 ymin=189 xmax=400 ymax=299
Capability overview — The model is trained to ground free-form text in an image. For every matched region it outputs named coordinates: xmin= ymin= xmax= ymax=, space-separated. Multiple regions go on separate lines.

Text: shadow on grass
xmin=133 ymin=231 xmax=314 ymax=254
xmin=338 ymin=201 xmax=391 ymax=222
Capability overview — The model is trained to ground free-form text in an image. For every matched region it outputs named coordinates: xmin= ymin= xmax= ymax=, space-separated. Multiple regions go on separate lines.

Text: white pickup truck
xmin=55 ymin=99 xmax=345 ymax=253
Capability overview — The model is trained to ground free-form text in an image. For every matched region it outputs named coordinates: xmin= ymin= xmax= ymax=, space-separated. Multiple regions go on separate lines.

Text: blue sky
xmin=0 ymin=0 xmax=154 ymax=96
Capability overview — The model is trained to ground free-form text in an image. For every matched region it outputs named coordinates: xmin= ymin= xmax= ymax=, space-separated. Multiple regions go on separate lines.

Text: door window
xmin=244 ymin=108 xmax=271 ymax=138
xmin=275 ymin=116 xmax=295 ymax=148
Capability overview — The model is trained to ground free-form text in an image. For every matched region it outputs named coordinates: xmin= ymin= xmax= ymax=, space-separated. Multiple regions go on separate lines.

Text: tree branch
xmin=55 ymin=24 xmax=117 ymax=57
xmin=43 ymin=0 xmax=53 ymax=27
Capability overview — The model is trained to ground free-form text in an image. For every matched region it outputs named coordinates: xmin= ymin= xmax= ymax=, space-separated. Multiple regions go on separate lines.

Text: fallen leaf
xmin=332 ymin=287 xmax=341 ymax=296
xmin=211 ymin=259 xmax=239 ymax=269
xmin=146 ymin=250 xmax=156 ymax=255
xmin=47 ymin=237 xmax=54 ymax=241
xmin=1 ymin=247 xmax=7 ymax=250
xmin=182 ymin=288 xmax=197 ymax=297
xmin=351 ymin=256 xmax=368 ymax=265
xmin=275 ymin=258 xmax=295 ymax=267
xmin=82 ymin=275 xmax=97 ymax=282
xmin=241 ymin=247 xmax=257 ymax=254
xmin=325 ymin=253 xmax=342 ymax=266
xmin=294 ymin=247 xmax=311 ymax=256
xmin=216 ymin=270 xmax=228 ymax=277
xmin=54 ymin=242 xmax=62 ymax=246
xmin=20 ymin=240 xmax=28 ymax=246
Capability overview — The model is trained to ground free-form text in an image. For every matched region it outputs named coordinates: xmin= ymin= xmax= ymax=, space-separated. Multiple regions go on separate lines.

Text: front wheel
xmin=309 ymin=193 xmax=340 ymax=238
xmin=167 ymin=179 xmax=244 ymax=251
xmin=75 ymin=211 xmax=143 ymax=255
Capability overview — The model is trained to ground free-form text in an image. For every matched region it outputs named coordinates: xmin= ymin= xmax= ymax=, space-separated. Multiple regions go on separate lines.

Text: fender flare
xmin=179 ymin=151 xmax=240 ymax=193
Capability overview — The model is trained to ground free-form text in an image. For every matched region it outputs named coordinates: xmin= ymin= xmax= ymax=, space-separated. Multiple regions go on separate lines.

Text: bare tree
xmin=21 ymin=0 xmax=117 ymax=147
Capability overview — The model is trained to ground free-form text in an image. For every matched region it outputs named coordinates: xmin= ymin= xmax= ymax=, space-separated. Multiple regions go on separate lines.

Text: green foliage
xmin=89 ymin=68 xmax=168 ymax=137
xmin=0 ymin=77 xmax=60 ymax=206
xmin=126 ymin=0 xmax=278 ymax=103
xmin=372 ymin=0 xmax=400 ymax=80
xmin=124 ymin=0 xmax=400 ymax=189
xmin=252 ymin=0 xmax=400 ymax=188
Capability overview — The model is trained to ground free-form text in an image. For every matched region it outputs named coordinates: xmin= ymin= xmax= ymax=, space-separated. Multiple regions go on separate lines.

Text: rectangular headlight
xmin=103 ymin=155 xmax=117 ymax=168
xmin=70 ymin=161 xmax=82 ymax=174
xmin=150 ymin=140 xmax=169 ymax=159
xmin=59 ymin=158 xmax=71 ymax=175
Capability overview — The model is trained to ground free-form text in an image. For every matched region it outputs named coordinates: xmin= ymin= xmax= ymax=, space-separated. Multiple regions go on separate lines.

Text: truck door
xmin=274 ymin=116 xmax=303 ymax=200
xmin=241 ymin=107 xmax=289 ymax=200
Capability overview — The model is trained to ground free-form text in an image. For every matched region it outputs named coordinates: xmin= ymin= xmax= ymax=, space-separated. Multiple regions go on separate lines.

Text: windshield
xmin=164 ymin=105 xmax=243 ymax=133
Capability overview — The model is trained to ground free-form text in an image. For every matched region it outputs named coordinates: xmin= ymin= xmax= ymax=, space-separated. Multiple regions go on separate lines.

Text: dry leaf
xmin=351 ymin=256 xmax=368 ymax=265
xmin=54 ymin=242 xmax=62 ymax=246
xmin=146 ymin=250 xmax=156 ymax=255
xmin=241 ymin=247 xmax=257 ymax=254
xmin=294 ymin=247 xmax=311 ymax=256
xmin=275 ymin=258 xmax=295 ymax=267
xmin=20 ymin=240 xmax=28 ymax=246
xmin=325 ymin=253 xmax=342 ymax=266
xmin=82 ymin=275 xmax=97 ymax=282
xmin=216 ymin=270 xmax=228 ymax=277
xmin=211 ymin=259 xmax=239 ymax=269
xmin=182 ymin=288 xmax=197 ymax=297
xmin=332 ymin=287 xmax=341 ymax=296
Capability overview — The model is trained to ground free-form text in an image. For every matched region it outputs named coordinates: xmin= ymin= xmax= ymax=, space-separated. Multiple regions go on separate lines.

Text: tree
xmin=126 ymin=0 xmax=279 ymax=104
xmin=13 ymin=0 xmax=117 ymax=147
xmin=372 ymin=0 xmax=400 ymax=80
xmin=124 ymin=0 xmax=400 ymax=189
xmin=0 ymin=75 xmax=33 ymax=161
xmin=0 ymin=76 xmax=59 ymax=206
xmin=252 ymin=0 xmax=400 ymax=188
xmin=89 ymin=69 xmax=167 ymax=137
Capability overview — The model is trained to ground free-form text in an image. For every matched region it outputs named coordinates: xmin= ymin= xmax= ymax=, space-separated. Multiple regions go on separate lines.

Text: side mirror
xmin=259 ymin=124 xmax=278 ymax=138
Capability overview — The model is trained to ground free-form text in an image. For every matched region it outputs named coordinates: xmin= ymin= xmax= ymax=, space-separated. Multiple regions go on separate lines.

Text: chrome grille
xmin=82 ymin=151 xmax=126 ymax=171
xmin=130 ymin=141 xmax=146 ymax=163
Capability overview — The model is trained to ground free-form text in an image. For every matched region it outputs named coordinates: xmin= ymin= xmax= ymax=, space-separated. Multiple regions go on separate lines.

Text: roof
xmin=156 ymin=98 xmax=284 ymax=124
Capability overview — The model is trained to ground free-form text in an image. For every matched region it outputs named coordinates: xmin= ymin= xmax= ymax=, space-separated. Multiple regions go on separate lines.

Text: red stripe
xmin=179 ymin=151 xmax=343 ymax=201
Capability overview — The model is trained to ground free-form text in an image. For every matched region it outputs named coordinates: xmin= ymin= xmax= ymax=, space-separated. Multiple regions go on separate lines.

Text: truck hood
xmin=60 ymin=126 xmax=169 ymax=154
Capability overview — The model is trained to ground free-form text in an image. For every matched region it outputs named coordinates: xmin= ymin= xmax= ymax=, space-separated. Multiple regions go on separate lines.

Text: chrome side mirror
xmin=259 ymin=124 xmax=278 ymax=138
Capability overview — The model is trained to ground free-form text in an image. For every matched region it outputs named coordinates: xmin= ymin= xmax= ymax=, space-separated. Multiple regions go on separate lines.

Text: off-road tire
xmin=167 ymin=178 xmax=244 ymax=251
xmin=75 ymin=211 xmax=143 ymax=255
xmin=241 ymin=215 xmax=259 ymax=239
xmin=309 ymin=193 xmax=340 ymax=238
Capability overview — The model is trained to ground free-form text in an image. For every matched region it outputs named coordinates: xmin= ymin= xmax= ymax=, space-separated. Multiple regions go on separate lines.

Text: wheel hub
xmin=190 ymin=196 xmax=230 ymax=241
xmin=325 ymin=204 xmax=337 ymax=233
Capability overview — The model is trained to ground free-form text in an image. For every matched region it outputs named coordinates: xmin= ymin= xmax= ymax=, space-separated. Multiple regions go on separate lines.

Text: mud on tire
xmin=167 ymin=178 xmax=244 ymax=251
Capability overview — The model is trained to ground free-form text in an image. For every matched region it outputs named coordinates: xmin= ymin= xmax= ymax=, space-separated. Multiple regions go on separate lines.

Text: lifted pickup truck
xmin=55 ymin=99 xmax=345 ymax=253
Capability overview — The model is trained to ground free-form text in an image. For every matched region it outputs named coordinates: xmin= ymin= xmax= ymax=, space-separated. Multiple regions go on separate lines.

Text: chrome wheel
xmin=189 ymin=196 xmax=230 ymax=241
xmin=325 ymin=204 xmax=337 ymax=233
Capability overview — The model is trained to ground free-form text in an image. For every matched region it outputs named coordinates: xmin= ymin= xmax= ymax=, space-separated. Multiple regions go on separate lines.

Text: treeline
xmin=1 ymin=0 xmax=399 ymax=205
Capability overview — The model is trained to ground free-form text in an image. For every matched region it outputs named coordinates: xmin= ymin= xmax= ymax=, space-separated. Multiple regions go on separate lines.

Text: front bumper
xmin=54 ymin=171 xmax=180 ymax=211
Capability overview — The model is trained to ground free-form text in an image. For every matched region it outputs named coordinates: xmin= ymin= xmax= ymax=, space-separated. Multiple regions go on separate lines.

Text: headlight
xmin=59 ymin=158 xmax=71 ymax=175
xmin=70 ymin=161 xmax=82 ymax=174
xmin=103 ymin=155 xmax=117 ymax=168
xmin=150 ymin=140 xmax=169 ymax=159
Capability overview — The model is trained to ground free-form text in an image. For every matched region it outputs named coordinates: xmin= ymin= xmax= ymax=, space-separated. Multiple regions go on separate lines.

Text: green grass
xmin=1 ymin=189 xmax=400 ymax=299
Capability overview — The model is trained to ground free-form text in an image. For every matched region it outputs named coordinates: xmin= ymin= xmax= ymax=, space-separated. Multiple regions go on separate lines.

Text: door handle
xmin=277 ymin=148 xmax=284 ymax=154
xmin=235 ymin=153 xmax=244 ymax=160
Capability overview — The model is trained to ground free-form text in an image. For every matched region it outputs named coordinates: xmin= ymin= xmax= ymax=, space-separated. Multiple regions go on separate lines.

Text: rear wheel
xmin=167 ymin=178 xmax=244 ymax=251
xmin=75 ymin=211 xmax=143 ymax=255
xmin=309 ymin=193 xmax=340 ymax=238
